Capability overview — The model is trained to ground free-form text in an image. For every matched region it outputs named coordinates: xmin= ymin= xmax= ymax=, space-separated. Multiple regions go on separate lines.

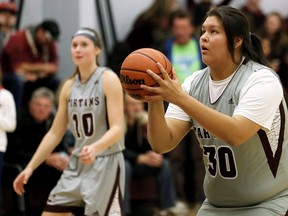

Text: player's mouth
xmin=201 ymin=45 xmax=208 ymax=54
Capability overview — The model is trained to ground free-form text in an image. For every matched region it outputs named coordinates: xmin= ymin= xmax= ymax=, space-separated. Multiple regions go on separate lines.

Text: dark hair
xmin=168 ymin=9 xmax=192 ymax=28
xmin=39 ymin=19 xmax=60 ymax=41
xmin=205 ymin=6 xmax=268 ymax=66
xmin=193 ymin=2 xmax=211 ymax=26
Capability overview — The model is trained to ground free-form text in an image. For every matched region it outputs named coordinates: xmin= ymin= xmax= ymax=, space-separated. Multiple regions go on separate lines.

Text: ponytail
xmin=245 ymin=33 xmax=269 ymax=66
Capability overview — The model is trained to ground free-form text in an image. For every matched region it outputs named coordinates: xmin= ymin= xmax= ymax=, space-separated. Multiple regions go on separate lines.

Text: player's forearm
xmin=177 ymin=93 xmax=255 ymax=146
xmin=147 ymin=101 xmax=172 ymax=153
xmin=20 ymin=62 xmax=58 ymax=74
xmin=92 ymin=124 xmax=124 ymax=154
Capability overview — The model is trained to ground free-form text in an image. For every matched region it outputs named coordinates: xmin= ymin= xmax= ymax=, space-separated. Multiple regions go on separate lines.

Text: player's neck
xmin=78 ymin=64 xmax=98 ymax=83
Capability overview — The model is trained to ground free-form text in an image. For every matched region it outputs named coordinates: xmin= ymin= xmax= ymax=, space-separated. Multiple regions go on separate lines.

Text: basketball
xmin=120 ymin=48 xmax=173 ymax=100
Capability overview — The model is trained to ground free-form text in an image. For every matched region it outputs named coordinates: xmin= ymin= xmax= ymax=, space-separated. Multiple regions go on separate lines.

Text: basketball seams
xmin=120 ymin=68 xmax=149 ymax=73
xmin=132 ymin=51 xmax=158 ymax=64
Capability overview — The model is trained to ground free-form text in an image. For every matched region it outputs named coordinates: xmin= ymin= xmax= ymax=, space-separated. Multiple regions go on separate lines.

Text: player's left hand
xmin=141 ymin=62 xmax=184 ymax=104
xmin=80 ymin=145 xmax=97 ymax=165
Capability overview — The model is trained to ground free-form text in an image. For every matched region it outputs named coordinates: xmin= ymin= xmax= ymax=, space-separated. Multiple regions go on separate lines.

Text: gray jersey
xmin=45 ymin=67 xmax=125 ymax=215
xmin=68 ymin=67 xmax=124 ymax=157
xmin=189 ymin=61 xmax=288 ymax=209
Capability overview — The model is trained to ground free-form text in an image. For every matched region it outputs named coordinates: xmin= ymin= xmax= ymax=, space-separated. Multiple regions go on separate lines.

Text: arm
xmin=0 ymin=90 xmax=16 ymax=132
xmin=80 ymin=70 xmax=124 ymax=164
xmin=16 ymin=62 xmax=58 ymax=81
xmin=147 ymin=100 xmax=191 ymax=153
xmin=143 ymin=64 xmax=281 ymax=147
xmin=18 ymin=62 xmax=58 ymax=75
xmin=13 ymin=79 xmax=72 ymax=195
xmin=24 ymin=80 xmax=70 ymax=170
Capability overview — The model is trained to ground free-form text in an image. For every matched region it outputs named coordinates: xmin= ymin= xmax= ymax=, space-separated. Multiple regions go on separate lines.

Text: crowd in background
xmin=0 ymin=0 xmax=288 ymax=216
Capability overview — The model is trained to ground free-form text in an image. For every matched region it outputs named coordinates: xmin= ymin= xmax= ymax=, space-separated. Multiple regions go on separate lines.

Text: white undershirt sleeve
xmin=233 ymin=69 xmax=283 ymax=131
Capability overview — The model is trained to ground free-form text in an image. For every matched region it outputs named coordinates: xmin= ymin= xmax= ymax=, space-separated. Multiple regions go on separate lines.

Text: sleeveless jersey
xmin=189 ymin=60 xmax=288 ymax=207
xmin=68 ymin=67 xmax=124 ymax=157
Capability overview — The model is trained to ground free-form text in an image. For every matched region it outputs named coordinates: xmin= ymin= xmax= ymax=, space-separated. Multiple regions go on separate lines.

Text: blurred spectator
xmin=125 ymin=0 xmax=178 ymax=51
xmin=260 ymin=34 xmax=280 ymax=71
xmin=123 ymin=94 xmax=176 ymax=216
xmin=257 ymin=12 xmax=288 ymax=71
xmin=5 ymin=87 xmax=69 ymax=216
xmin=186 ymin=0 xmax=231 ymax=10
xmin=186 ymin=0 xmax=231 ymax=38
xmin=108 ymin=0 xmax=178 ymax=78
xmin=240 ymin=0 xmax=265 ymax=33
xmin=1 ymin=19 xmax=61 ymax=110
xmin=277 ymin=44 xmax=288 ymax=95
xmin=164 ymin=9 xmax=204 ymax=83
xmin=0 ymin=1 xmax=17 ymax=54
xmin=0 ymin=69 xmax=16 ymax=214
xmin=192 ymin=2 xmax=211 ymax=38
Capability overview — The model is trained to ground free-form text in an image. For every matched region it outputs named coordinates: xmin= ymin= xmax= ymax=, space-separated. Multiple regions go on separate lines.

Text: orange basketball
xmin=120 ymin=48 xmax=173 ymax=100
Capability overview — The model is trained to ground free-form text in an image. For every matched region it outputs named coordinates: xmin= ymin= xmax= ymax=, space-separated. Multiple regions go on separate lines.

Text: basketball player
xmin=13 ymin=28 xmax=125 ymax=216
xmin=141 ymin=6 xmax=288 ymax=215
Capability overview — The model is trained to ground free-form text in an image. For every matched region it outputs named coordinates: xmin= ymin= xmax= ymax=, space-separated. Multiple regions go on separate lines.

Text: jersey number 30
xmin=203 ymin=146 xmax=237 ymax=179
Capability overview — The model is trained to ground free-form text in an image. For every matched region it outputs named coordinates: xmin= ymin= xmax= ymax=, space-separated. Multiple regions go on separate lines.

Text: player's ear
xmin=95 ymin=46 xmax=101 ymax=55
xmin=234 ymin=37 xmax=243 ymax=49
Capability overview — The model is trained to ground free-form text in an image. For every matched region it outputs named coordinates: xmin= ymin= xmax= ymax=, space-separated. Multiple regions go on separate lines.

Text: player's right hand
xmin=13 ymin=167 xmax=33 ymax=196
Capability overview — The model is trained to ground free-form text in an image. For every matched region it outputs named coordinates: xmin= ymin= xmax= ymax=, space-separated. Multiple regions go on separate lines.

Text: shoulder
xmin=0 ymin=88 xmax=13 ymax=97
xmin=102 ymin=68 xmax=121 ymax=85
xmin=182 ymin=68 xmax=207 ymax=93
xmin=5 ymin=30 xmax=26 ymax=50
xmin=102 ymin=68 xmax=123 ymax=96
xmin=59 ymin=78 xmax=74 ymax=99
xmin=7 ymin=30 xmax=25 ymax=42
xmin=0 ymin=89 xmax=14 ymax=104
xmin=246 ymin=62 xmax=281 ymax=83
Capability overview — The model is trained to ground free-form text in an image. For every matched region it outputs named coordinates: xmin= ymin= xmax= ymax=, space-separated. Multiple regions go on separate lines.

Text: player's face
xmin=29 ymin=97 xmax=53 ymax=123
xmin=71 ymin=36 xmax=100 ymax=67
xmin=200 ymin=16 xmax=230 ymax=67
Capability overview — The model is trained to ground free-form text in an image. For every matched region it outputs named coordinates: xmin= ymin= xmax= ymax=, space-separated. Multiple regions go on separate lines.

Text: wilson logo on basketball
xmin=120 ymin=74 xmax=145 ymax=85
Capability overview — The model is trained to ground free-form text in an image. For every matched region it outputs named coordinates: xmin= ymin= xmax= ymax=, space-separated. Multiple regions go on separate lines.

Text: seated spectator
xmin=108 ymin=0 xmax=178 ymax=77
xmin=164 ymin=9 xmax=204 ymax=83
xmin=1 ymin=19 xmax=61 ymax=110
xmin=186 ymin=0 xmax=232 ymax=38
xmin=0 ymin=69 xmax=16 ymax=214
xmin=257 ymin=12 xmax=288 ymax=71
xmin=123 ymin=94 xmax=176 ymax=216
xmin=277 ymin=44 xmax=288 ymax=95
xmin=240 ymin=0 xmax=265 ymax=32
xmin=0 ymin=1 xmax=17 ymax=54
xmin=125 ymin=0 xmax=178 ymax=51
xmin=5 ymin=87 xmax=69 ymax=216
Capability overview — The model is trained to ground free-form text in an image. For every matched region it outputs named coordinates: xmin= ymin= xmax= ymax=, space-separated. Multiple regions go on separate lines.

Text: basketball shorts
xmin=44 ymin=152 xmax=125 ymax=216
